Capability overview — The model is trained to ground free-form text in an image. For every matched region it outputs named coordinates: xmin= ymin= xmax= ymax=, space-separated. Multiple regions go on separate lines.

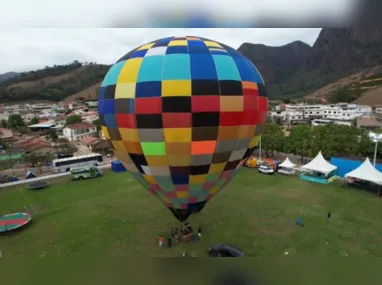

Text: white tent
xmin=300 ymin=151 xmax=337 ymax=175
xmin=278 ymin=157 xmax=296 ymax=169
xmin=345 ymin=157 xmax=382 ymax=185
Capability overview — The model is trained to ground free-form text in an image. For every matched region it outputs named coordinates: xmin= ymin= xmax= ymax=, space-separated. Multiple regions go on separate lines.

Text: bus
xmin=52 ymin=153 xmax=104 ymax=173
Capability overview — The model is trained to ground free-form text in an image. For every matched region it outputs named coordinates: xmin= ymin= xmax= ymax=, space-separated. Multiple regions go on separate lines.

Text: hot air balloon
xmin=97 ymin=36 xmax=268 ymax=222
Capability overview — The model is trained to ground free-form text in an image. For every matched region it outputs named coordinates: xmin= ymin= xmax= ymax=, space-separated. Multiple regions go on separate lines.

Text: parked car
xmin=258 ymin=165 xmax=275 ymax=175
xmin=208 ymin=244 xmax=246 ymax=257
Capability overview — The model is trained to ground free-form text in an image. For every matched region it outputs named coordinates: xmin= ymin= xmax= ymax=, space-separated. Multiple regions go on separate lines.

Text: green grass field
xmin=0 ymin=169 xmax=381 ymax=258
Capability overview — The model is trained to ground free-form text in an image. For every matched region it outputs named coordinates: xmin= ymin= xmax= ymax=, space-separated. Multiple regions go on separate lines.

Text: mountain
xmin=238 ymin=41 xmax=313 ymax=86
xmin=240 ymin=28 xmax=382 ymax=101
xmin=0 ymin=72 xmax=20 ymax=82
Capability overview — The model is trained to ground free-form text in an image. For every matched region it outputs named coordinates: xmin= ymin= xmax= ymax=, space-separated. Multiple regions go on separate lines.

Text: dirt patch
xmin=62 ymin=82 xmax=101 ymax=103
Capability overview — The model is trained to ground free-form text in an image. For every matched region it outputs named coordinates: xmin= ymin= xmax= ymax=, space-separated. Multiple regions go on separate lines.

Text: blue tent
xmin=111 ymin=160 xmax=127 ymax=173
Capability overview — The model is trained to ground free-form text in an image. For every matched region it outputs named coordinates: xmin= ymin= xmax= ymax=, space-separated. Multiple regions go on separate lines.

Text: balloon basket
xmin=179 ymin=232 xmax=194 ymax=243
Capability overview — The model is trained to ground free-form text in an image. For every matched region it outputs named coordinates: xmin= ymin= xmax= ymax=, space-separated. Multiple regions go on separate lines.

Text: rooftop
xmin=28 ymin=120 xmax=56 ymax=128
xmin=81 ymin=136 xmax=99 ymax=145
xmin=66 ymin=122 xmax=96 ymax=130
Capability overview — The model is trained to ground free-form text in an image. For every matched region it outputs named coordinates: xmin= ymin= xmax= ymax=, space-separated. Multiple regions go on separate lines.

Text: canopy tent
xmin=278 ymin=157 xmax=296 ymax=169
xmin=25 ymin=171 xmax=37 ymax=180
xmin=111 ymin=160 xmax=127 ymax=173
xmin=345 ymin=157 xmax=382 ymax=185
xmin=301 ymin=151 xmax=337 ymax=175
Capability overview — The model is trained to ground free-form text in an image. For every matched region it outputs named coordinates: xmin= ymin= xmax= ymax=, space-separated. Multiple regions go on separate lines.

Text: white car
xmin=258 ymin=165 xmax=275 ymax=175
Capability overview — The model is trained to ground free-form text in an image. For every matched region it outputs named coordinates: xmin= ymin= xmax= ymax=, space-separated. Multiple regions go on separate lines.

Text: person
xmin=327 ymin=211 xmax=331 ymax=221
xmin=157 ymin=236 xmax=164 ymax=249
xmin=174 ymin=228 xmax=179 ymax=243
xmin=167 ymin=236 xmax=172 ymax=248
xmin=197 ymin=227 xmax=202 ymax=239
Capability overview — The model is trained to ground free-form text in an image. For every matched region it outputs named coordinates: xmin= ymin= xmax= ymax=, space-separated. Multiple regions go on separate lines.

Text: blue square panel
xmin=98 ymin=86 xmax=106 ymax=100
xmin=213 ymin=55 xmax=241 ymax=81
xmin=129 ymin=49 xmax=148 ymax=59
xmin=104 ymin=114 xmax=117 ymax=128
xmin=162 ymin=54 xmax=191 ymax=80
xmin=97 ymin=100 xmax=105 ymax=115
xmin=135 ymin=81 xmax=162 ymax=98
xmin=137 ymin=55 xmax=165 ymax=82
xmin=166 ymin=46 xmax=188 ymax=54
xmin=190 ymin=54 xmax=218 ymax=80
xmin=103 ymin=99 xmax=115 ymax=114
xmin=101 ymin=61 xmax=125 ymax=87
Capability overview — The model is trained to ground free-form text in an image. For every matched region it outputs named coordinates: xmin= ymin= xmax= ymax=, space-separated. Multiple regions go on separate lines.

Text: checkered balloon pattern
xmin=98 ymin=36 xmax=268 ymax=222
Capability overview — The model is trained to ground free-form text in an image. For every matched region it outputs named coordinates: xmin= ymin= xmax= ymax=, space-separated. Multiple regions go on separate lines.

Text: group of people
xmin=157 ymin=222 xmax=202 ymax=249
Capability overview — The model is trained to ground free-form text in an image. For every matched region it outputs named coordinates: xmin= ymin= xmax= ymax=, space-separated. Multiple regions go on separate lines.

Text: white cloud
xmin=0 ymin=28 xmax=322 ymax=73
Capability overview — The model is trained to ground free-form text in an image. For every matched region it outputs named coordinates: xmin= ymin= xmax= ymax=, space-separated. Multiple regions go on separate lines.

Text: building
xmin=270 ymin=103 xmax=372 ymax=124
xmin=28 ymin=120 xmax=57 ymax=132
xmin=0 ymin=111 xmax=9 ymax=121
xmin=356 ymin=115 xmax=382 ymax=130
xmin=0 ymin=128 xmax=14 ymax=142
xmin=15 ymin=137 xmax=55 ymax=154
xmin=86 ymin=101 xmax=98 ymax=107
xmin=63 ymin=123 xmax=97 ymax=141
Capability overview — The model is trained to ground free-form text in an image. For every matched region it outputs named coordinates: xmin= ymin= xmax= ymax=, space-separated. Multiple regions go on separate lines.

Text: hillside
xmin=0 ymin=61 xmax=110 ymax=102
xmin=0 ymin=72 xmax=20 ymax=82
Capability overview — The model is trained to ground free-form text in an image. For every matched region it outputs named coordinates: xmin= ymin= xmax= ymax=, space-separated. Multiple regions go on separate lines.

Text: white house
xmin=63 ymin=122 xmax=97 ymax=141
xmin=86 ymin=101 xmax=98 ymax=107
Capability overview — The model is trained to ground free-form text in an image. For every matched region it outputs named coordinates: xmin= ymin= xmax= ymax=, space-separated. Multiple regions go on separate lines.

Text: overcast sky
xmin=0 ymin=28 xmax=322 ymax=74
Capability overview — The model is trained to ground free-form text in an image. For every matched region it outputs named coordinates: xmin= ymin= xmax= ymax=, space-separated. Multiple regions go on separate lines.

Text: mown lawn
xmin=0 ymin=169 xmax=382 ymax=258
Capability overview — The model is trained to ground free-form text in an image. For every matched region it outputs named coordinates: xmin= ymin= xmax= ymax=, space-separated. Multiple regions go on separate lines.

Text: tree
xmin=284 ymin=125 xmax=312 ymax=162
xmin=261 ymin=123 xmax=285 ymax=157
xmin=0 ymin=119 xmax=7 ymax=128
xmin=23 ymin=152 xmax=54 ymax=175
xmin=66 ymin=115 xmax=82 ymax=125
xmin=47 ymin=129 xmax=58 ymax=141
xmin=56 ymin=143 xmax=78 ymax=155
xmin=92 ymin=119 xmax=101 ymax=137
xmin=30 ymin=117 xmax=39 ymax=125
xmin=7 ymin=114 xmax=25 ymax=128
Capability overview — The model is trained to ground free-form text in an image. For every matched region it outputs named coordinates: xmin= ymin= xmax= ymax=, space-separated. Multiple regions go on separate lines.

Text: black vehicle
xmin=208 ymin=244 xmax=246 ymax=257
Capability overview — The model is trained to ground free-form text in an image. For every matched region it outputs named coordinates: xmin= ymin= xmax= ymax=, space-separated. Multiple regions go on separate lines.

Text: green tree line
xmin=260 ymin=123 xmax=381 ymax=161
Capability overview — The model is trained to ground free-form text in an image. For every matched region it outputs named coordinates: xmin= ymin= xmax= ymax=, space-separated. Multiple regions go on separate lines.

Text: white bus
xmin=52 ymin=153 xmax=104 ymax=173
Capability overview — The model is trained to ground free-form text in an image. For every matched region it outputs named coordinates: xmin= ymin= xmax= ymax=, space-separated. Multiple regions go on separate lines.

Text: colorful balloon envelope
xmin=98 ymin=36 xmax=268 ymax=221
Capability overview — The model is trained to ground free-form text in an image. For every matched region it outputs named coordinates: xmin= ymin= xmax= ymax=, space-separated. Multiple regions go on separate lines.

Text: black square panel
xmin=104 ymin=85 xmax=116 ymax=99
xmin=190 ymin=165 xmax=211 ymax=175
xmin=107 ymin=128 xmax=122 ymax=140
xmin=211 ymin=152 xmax=231 ymax=164
xmin=192 ymin=112 xmax=220 ymax=127
xmin=129 ymin=154 xmax=148 ymax=173
xmin=224 ymin=160 xmax=241 ymax=171
xmin=115 ymin=99 xmax=132 ymax=114
xmin=258 ymin=83 xmax=267 ymax=97
xmin=243 ymin=147 xmax=256 ymax=159
xmin=136 ymin=114 xmax=163 ymax=128
xmin=192 ymin=80 xmax=220 ymax=95
xmin=116 ymin=49 xmax=137 ymax=63
xmin=99 ymin=115 xmax=105 ymax=126
xmin=219 ymin=80 xmax=243 ymax=96
xmin=170 ymin=166 xmax=190 ymax=176
xmin=162 ymin=97 xmax=191 ymax=113
xmin=192 ymin=127 xmax=219 ymax=141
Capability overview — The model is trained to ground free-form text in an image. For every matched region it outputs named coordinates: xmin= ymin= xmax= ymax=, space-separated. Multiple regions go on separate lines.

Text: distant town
xmin=1 ymin=99 xmax=382 ymax=182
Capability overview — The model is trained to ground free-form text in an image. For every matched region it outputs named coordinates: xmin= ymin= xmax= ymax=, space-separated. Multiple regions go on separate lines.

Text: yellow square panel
xmin=112 ymin=141 xmax=125 ymax=152
xmin=162 ymin=80 xmax=191 ymax=97
xmin=176 ymin=191 xmax=189 ymax=198
xmin=209 ymin=163 xmax=226 ymax=173
xmin=115 ymin=83 xmax=136 ymax=99
xmin=209 ymin=186 xmax=221 ymax=194
xmin=249 ymin=136 xmax=260 ymax=148
xmin=117 ymin=58 xmax=143 ymax=83
xmin=164 ymin=128 xmax=191 ymax=143
xmin=168 ymin=40 xmax=188 ymax=46
xmin=142 ymin=174 xmax=156 ymax=184
xmin=101 ymin=126 xmax=110 ymax=139
xmin=137 ymin=43 xmax=156 ymax=50
xmin=119 ymin=128 xmax=139 ymax=142
xmin=204 ymin=41 xmax=223 ymax=48
xmin=190 ymin=174 xmax=207 ymax=184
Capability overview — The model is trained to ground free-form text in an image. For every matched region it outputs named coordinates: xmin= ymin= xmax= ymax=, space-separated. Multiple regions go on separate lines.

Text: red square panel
xmin=163 ymin=113 xmax=192 ymax=128
xmin=188 ymin=197 xmax=198 ymax=203
xmin=192 ymin=96 xmax=220 ymax=112
xmin=220 ymin=112 xmax=244 ymax=126
xmin=135 ymin=98 xmax=162 ymax=114
xmin=175 ymin=185 xmax=189 ymax=191
xmin=243 ymin=88 xmax=258 ymax=96
xmin=259 ymin=96 xmax=268 ymax=112
xmin=180 ymin=203 xmax=188 ymax=209
xmin=164 ymin=191 xmax=177 ymax=198
xmin=242 ymin=110 xmax=259 ymax=125
xmin=116 ymin=114 xmax=136 ymax=128
xmin=202 ymin=181 xmax=216 ymax=190
xmin=243 ymin=96 xmax=259 ymax=112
